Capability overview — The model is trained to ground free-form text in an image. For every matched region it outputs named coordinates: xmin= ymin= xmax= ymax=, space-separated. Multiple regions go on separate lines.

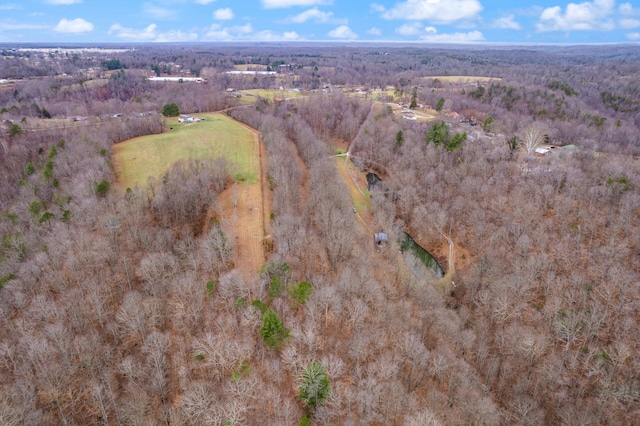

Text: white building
xmin=147 ymin=76 xmax=204 ymax=83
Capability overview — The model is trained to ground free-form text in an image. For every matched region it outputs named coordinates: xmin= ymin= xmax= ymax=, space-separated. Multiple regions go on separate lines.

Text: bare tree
xmin=521 ymin=124 xmax=545 ymax=155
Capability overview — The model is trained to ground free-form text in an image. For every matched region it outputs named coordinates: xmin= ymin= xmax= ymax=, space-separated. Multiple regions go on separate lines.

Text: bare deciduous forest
xmin=0 ymin=43 xmax=639 ymax=425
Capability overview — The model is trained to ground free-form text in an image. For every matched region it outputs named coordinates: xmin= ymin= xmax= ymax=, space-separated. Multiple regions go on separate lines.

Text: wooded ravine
xmin=0 ymin=44 xmax=639 ymax=425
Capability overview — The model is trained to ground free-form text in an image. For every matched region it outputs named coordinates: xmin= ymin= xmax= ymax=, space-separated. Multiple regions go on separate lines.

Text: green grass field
xmin=238 ymin=89 xmax=304 ymax=100
xmin=113 ymin=113 xmax=257 ymax=188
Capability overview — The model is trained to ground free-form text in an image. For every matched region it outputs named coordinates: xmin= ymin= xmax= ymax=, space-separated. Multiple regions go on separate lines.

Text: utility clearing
xmin=214 ymin=118 xmax=271 ymax=274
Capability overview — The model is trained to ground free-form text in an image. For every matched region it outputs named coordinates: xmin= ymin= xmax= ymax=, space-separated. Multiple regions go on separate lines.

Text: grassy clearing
xmin=113 ymin=113 xmax=257 ymax=188
xmin=239 ymin=89 xmax=304 ymax=100
xmin=336 ymin=157 xmax=370 ymax=213
xmin=234 ymin=64 xmax=268 ymax=71
xmin=421 ymin=76 xmax=501 ymax=83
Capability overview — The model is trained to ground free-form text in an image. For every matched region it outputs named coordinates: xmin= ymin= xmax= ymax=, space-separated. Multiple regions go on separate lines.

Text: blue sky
xmin=0 ymin=0 xmax=639 ymax=44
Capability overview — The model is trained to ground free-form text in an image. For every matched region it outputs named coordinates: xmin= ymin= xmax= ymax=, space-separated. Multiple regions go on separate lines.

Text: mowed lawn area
xmin=113 ymin=113 xmax=257 ymax=188
xmin=239 ymin=88 xmax=304 ymax=100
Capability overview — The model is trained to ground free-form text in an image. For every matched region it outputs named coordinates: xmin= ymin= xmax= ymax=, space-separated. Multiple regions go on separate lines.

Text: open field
xmin=336 ymin=157 xmax=371 ymax=217
xmin=386 ymin=103 xmax=438 ymax=122
xmin=233 ymin=64 xmax=268 ymax=71
xmin=421 ymin=75 xmax=501 ymax=83
xmin=113 ymin=113 xmax=257 ymax=188
xmin=238 ymin=88 xmax=305 ymax=100
xmin=61 ymin=78 xmax=108 ymax=93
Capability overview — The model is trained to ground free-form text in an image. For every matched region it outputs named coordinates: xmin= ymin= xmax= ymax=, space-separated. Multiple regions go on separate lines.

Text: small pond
xmin=400 ymin=232 xmax=444 ymax=279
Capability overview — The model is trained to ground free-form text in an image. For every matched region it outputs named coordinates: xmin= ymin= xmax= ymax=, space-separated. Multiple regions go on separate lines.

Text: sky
xmin=0 ymin=0 xmax=639 ymax=44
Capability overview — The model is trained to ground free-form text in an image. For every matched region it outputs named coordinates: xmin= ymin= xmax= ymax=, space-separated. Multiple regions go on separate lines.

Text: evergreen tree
xmin=260 ymin=309 xmax=289 ymax=350
xmin=410 ymin=86 xmax=418 ymax=109
xmin=395 ymin=130 xmax=404 ymax=148
xmin=426 ymin=121 xmax=449 ymax=147
xmin=299 ymin=362 xmax=330 ymax=410
xmin=162 ymin=103 xmax=180 ymax=117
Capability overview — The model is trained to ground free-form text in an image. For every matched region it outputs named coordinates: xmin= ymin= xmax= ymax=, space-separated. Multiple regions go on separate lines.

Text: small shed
xmin=374 ymin=230 xmax=388 ymax=245
xmin=535 ymin=147 xmax=551 ymax=155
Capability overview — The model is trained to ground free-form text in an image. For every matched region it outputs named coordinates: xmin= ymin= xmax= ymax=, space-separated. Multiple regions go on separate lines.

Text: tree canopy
xmin=162 ymin=103 xmax=180 ymax=117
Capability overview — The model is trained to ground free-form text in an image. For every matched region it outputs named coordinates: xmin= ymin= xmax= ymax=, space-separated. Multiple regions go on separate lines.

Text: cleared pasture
xmin=422 ymin=75 xmax=501 ymax=83
xmin=113 ymin=113 xmax=257 ymax=188
xmin=238 ymin=88 xmax=304 ymax=100
xmin=233 ymin=64 xmax=268 ymax=71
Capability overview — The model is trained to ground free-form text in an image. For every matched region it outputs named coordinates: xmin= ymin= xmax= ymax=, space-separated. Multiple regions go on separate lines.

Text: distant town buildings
xmin=225 ymin=70 xmax=277 ymax=76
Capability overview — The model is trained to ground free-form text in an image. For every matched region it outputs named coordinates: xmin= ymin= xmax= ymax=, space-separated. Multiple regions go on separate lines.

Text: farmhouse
xmin=147 ymin=76 xmax=204 ymax=83
xmin=178 ymin=115 xmax=201 ymax=123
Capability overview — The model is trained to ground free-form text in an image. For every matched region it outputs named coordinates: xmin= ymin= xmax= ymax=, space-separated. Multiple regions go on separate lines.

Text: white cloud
xmin=289 ymin=7 xmax=343 ymax=23
xmin=54 ymin=18 xmax=93 ymax=33
xmin=619 ymin=3 xmax=640 ymax=28
xmin=395 ymin=22 xmax=422 ymax=36
xmin=621 ymin=18 xmax=640 ymax=28
xmin=213 ymin=8 xmax=234 ymax=20
xmin=143 ymin=2 xmax=174 ymax=20
xmin=253 ymin=30 xmax=302 ymax=41
xmin=195 ymin=0 xmax=216 ymax=4
xmin=46 ymin=0 xmax=82 ymax=4
xmin=492 ymin=15 xmax=521 ymax=30
xmin=626 ymin=32 xmax=640 ymax=40
xmin=420 ymin=28 xmax=484 ymax=42
xmin=154 ymin=29 xmax=199 ymax=42
xmin=108 ymin=23 xmax=197 ymax=42
xmin=367 ymin=26 xmax=382 ymax=36
xmin=203 ymin=22 xmax=301 ymax=40
xmin=536 ymin=0 xmax=616 ymax=32
xmin=378 ymin=0 xmax=482 ymax=24
xmin=619 ymin=3 xmax=636 ymax=16
xmin=261 ymin=0 xmax=331 ymax=9
xmin=206 ymin=22 xmax=253 ymax=39
xmin=109 ymin=23 xmax=158 ymax=40
xmin=0 ymin=4 xmax=20 ymax=10
xmin=328 ymin=24 xmax=357 ymax=39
